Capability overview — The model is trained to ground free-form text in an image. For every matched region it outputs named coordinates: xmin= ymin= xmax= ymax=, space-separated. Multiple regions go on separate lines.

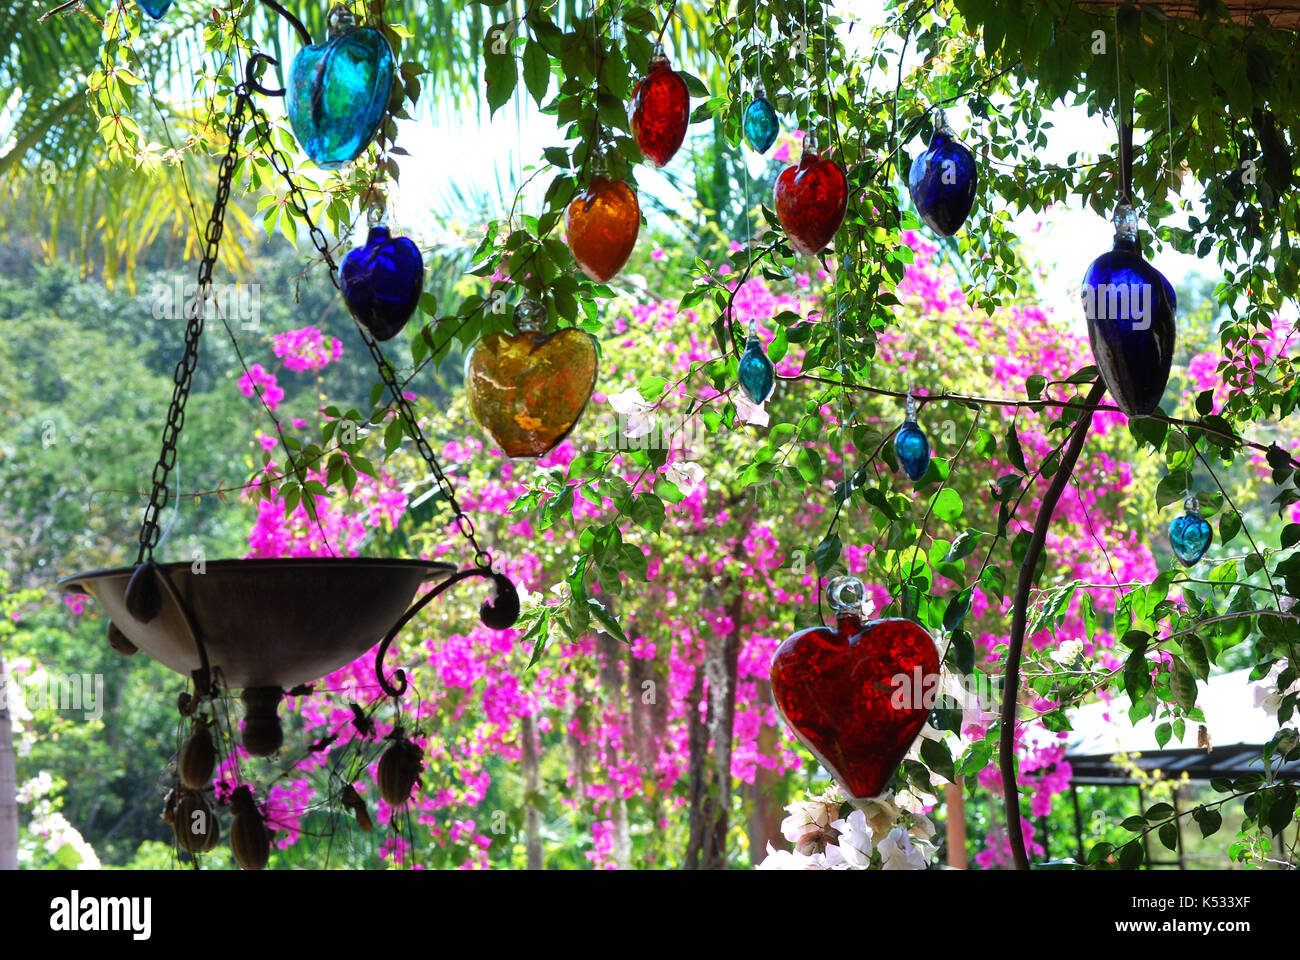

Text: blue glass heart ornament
xmin=287 ymin=12 xmax=395 ymax=169
xmin=895 ymin=420 xmax=930 ymax=481
xmin=908 ymin=110 xmax=977 ymax=237
xmin=743 ymin=93 xmax=779 ymax=153
xmin=340 ymin=224 xmax=424 ymax=341
xmin=1082 ymin=203 xmax=1177 ymax=417
xmin=1170 ymin=498 xmax=1212 ymax=566
xmin=738 ymin=332 xmax=775 ymax=404
xmin=138 ymin=0 xmax=173 ymax=18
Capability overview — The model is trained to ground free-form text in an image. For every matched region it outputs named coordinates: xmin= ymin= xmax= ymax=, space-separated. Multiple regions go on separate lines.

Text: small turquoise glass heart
xmin=738 ymin=333 xmax=775 ymax=404
xmin=1170 ymin=503 xmax=1212 ymax=566
xmin=287 ymin=20 xmax=394 ymax=169
xmin=743 ymin=95 xmax=779 ymax=153
xmin=895 ymin=420 xmax=931 ymax=481
xmin=137 ymin=0 xmax=172 ymax=18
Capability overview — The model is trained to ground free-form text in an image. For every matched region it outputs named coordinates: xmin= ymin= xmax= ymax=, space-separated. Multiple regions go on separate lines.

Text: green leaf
xmin=1170 ymin=655 xmax=1198 ymax=711
xmin=1194 ymin=807 xmax=1222 ymax=838
xmin=522 ymin=40 xmax=550 ymax=105
xmin=944 ymin=530 xmax=982 ymax=562
xmin=920 ymin=737 xmax=956 ymax=783
xmin=930 ymin=488 xmax=963 ymax=522
xmin=1158 ymin=821 xmax=1178 ymax=852
xmin=812 ymin=532 xmax=842 ymax=576
xmin=587 ymin=597 xmax=628 ymax=644
xmin=942 ymin=587 xmax=974 ymax=632
xmin=1006 ymin=424 xmax=1027 ymax=473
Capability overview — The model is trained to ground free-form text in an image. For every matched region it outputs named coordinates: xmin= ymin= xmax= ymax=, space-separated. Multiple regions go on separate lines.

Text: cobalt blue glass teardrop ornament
xmin=743 ymin=89 xmax=779 ymax=154
xmin=1170 ymin=497 xmax=1212 ymax=566
xmin=738 ymin=330 xmax=775 ymax=404
xmin=908 ymin=110 xmax=977 ymax=237
xmin=137 ymin=0 xmax=173 ymax=18
xmin=1082 ymin=202 xmax=1177 ymax=417
xmin=287 ymin=7 xmax=395 ymax=170
xmin=340 ymin=223 xmax=424 ymax=341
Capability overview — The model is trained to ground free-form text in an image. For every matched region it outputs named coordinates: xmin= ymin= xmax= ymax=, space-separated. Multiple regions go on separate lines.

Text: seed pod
xmin=172 ymin=788 xmax=218 ymax=854
xmin=376 ymin=731 xmax=423 ymax=807
xmin=340 ymin=784 xmax=374 ymax=832
xmin=106 ymin=621 xmax=137 ymax=656
xmin=179 ymin=720 xmax=217 ymax=790
xmin=161 ymin=788 xmax=177 ymax=826
xmin=230 ymin=785 xmax=271 ymax=871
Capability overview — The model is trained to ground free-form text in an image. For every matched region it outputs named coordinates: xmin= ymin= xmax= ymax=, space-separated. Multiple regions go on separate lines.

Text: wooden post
xmin=945 ymin=778 xmax=967 ymax=869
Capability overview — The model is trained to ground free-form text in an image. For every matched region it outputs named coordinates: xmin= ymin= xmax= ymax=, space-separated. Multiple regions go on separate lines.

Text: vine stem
xmin=1000 ymin=378 xmax=1106 ymax=870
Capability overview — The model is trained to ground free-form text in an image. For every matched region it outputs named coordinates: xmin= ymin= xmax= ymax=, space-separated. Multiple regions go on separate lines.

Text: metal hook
xmin=245 ymin=53 xmax=285 ymax=98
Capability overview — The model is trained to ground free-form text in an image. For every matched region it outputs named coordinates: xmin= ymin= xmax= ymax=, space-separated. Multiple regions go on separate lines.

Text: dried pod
xmin=124 ymin=560 xmax=163 ymax=623
xmin=240 ymin=686 xmax=284 ymax=757
xmin=161 ymin=788 xmax=177 ymax=826
xmin=340 ymin=784 xmax=374 ymax=832
xmin=106 ymin=621 xmax=137 ymax=656
xmin=376 ymin=731 xmax=424 ymax=807
xmin=230 ymin=785 xmax=271 ymax=871
xmin=172 ymin=788 xmax=219 ymax=854
xmin=179 ymin=720 xmax=217 ymax=790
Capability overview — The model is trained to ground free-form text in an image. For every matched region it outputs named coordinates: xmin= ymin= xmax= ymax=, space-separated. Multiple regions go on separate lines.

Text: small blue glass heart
xmin=340 ymin=225 xmax=424 ymax=341
xmin=137 ymin=0 xmax=173 ymax=18
xmin=1170 ymin=510 xmax=1212 ymax=566
xmin=738 ymin=334 xmax=775 ymax=404
xmin=895 ymin=420 xmax=931 ymax=481
xmin=288 ymin=24 xmax=394 ymax=169
xmin=908 ymin=111 xmax=977 ymax=237
xmin=743 ymin=96 xmax=779 ymax=153
xmin=1083 ymin=203 xmax=1177 ymax=417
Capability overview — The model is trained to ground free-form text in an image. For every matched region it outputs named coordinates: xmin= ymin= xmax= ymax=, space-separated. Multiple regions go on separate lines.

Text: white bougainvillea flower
xmin=828 ymin=809 xmax=874 ymax=868
xmin=733 ymin=393 xmax=770 ymax=427
xmin=854 ymin=794 xmax=901 ymax=838
xmin=780 ymin=796 xmax=840 ymax=854
xmin=878 ymin=826 xmax=928 ymax=870
xmin=756 ymin=842 xmax=823 ymax=870
xmin=608 ymin=387 xmax=655 ymax=438
xmin=1050 ymin=639 xmax=1084 ymax=665
xmin=896 ymin=787 xmax=938 ymax=814
xmin=664 ymin=459 xmax=705 ymax=494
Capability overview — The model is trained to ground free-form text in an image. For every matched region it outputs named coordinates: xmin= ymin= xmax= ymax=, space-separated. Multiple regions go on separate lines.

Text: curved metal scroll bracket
xmin=245 ymin=52 xmax=285 ymax=98
xmin=375 ymin=568 xmax=521 ymax=699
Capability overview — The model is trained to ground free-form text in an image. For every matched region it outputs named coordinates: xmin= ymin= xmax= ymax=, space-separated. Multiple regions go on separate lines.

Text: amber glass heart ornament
xmin=771 ymin=576 xmax=940 ymax=799
xmin=774 ymin=137 xmax=849 ymax=256
xmin=565 ymin=163 xmax=641 ymax=283
xmin=630 ymin=47 xmax=690 ymax=168
xmin=466 ymin=298 xmax=599 ymax=458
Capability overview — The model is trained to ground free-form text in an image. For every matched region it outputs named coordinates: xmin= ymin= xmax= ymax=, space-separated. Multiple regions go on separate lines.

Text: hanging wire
xmin=1165 ymin=20 xmax=1174 ymax=194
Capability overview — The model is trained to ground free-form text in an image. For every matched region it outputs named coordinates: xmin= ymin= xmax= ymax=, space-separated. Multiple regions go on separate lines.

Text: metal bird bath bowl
xmin=59 ymin=557 xmax=456 ymax=689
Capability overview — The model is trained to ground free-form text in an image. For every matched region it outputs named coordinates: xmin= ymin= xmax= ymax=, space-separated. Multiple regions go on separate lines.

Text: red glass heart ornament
xmin=630 ymin=51 xmax=690 ymax=168
xmin=770 ymin=577 xmax=939 ymax=799
xmin=465 ymin=299 xmax=599 ymax=458
xmin=774 ymin=147 xmax=849 ymax=256
xmin=565 ymin=176 xmax=641 ymax=283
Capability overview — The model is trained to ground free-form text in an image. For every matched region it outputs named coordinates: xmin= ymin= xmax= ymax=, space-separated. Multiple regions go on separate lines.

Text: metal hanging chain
xmin=135 ymin=78 xmax=253 ymax=565
xmin=244 ymin=104 xmax=493 ymax=570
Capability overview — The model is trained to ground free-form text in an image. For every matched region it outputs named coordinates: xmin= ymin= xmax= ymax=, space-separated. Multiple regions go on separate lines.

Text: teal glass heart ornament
xmin=743 ymin=92 xmax=779 ymax=154
xmin=1170 ymin=497 xmax=1212 ymax=566
xmin=287 ymin=12 xmax=395 ymax=170
xmin=738 ymin=330 xmax=775 ymax=404
xmin=138 ymin=0 xmax=173 ymax=18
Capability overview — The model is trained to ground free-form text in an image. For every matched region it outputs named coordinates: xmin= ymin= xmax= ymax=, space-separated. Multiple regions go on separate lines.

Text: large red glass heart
xmin=565 ymin=177 xmax=641 ymax=283
xmin=630 ymin=53 xmax=690 ymax=168
xmin=774 ymin=148 xmax=849 ymax=256
xmin=466 ymin=326 xmax=599 ymax=458
xmin=771 ymin=610 xmax=939 ymax=799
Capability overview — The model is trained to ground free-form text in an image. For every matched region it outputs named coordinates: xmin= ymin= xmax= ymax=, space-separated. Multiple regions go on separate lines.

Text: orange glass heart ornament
xmin=565 ymin=173 xmax=640 ymax=283
xmin=466 ymin=299 xmax=599 ymax=458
